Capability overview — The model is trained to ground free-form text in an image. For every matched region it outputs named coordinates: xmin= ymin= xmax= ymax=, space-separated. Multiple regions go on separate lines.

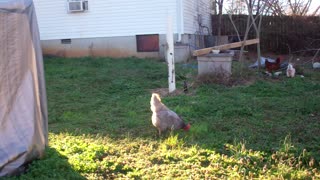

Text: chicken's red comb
xmin=183 ymin=123 xmax=191 ymax=131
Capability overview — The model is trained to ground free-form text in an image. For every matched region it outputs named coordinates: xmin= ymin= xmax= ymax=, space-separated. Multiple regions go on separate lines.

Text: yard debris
xmin=193 ymin=38 xmax=259 ymax=56
xmin=212 ymin=49 xmax=220 ymax=54
xmin=274 ymin=71 xmax=282 ymax=76
xmin=183 ymin=80 xmax=188 ymax=93
xmin=313 ymin=62 xmax=320 ymax=69
xmin=249 ymin=57 xmax=271 ymax=68
xmin=264 ymin=71 xmax=282 ymax=77
xmin=249 ymin=56 xmax=288 ymax=70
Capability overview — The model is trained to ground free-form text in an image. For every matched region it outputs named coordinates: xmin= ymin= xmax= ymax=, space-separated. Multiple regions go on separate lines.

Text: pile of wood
xmin=192 ymin=38 xmax=259 ymax=56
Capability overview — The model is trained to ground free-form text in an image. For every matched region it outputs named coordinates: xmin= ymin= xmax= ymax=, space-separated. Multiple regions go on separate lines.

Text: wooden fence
xmin=211 ymin=15 xmax=320 ymax=54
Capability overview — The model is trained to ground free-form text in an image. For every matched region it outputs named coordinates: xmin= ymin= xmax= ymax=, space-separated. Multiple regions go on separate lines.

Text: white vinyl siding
xmin=183 ymin=0 xmax=211 ymax=35
xmin=33 ymin=0 xmax=177 ymax=40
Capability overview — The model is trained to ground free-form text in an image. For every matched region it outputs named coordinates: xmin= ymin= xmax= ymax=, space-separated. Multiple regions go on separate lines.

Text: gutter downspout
xmin=176 ymin=0 xmax=183 ymax=42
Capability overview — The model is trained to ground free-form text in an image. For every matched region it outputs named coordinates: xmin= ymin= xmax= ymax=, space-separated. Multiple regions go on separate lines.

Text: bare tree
xmin=225 ymin=0 xmax=320 ymax=16
xmin=224 ymin=0 xmax=267 ymax=74
xmin=288 ymin=0 xmax=311 ymax=15
xmin=247 ymin=0 xmax=268 ymax=70
xmin=311 ymin=6 xmax=320 ymax=16
xmin=212 ymin=0 xmax=218 ymax=14
xmin=263 ymin=0 xmax=320 ymax=16
xmin=226 ymin=0 xmax=247 ymax=14
xmin=214 ymin=0 xmax=224 ymax=45
xmin=263 ymin=0 xmax=286 ymax=16
xmin=233 ymin=0 xmax=267 ymax=72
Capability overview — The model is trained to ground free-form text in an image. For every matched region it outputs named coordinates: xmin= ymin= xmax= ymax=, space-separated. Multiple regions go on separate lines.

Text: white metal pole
xmin=166 ymin=15 xmax=176 ymax=93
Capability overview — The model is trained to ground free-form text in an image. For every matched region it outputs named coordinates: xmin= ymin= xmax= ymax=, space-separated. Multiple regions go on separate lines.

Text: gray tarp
xmin=0 ymin=0 xmax=48 ymax=176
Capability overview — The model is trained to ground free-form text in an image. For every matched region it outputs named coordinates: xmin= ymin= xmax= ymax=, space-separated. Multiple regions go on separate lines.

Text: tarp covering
xmin=0 ymin=0 xmax=48 ymax=176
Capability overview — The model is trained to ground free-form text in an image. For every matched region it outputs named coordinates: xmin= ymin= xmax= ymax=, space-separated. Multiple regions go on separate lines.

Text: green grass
xmin=6 ymin=57 xmax=320 ymax=179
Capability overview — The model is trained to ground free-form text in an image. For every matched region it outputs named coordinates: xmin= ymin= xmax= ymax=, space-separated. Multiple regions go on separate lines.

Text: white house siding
xmin=33 ymin=0 xmax=177 ymax=40
xmin=183 ymin=0 xmax=212 ymax=35
xmin=33 ymin=0 xmax=211 ymax=60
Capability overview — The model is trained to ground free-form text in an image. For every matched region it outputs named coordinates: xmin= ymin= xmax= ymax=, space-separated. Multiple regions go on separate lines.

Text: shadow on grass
xmin=3 ymin=147 xmax=85 ymax=180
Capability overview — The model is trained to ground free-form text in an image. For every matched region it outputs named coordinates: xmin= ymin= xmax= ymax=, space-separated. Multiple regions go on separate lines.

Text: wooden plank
xmin=193 ymin=38 xmax=260 ymax=56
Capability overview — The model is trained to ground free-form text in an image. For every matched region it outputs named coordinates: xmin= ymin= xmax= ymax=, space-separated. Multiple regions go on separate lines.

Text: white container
xmin=197 ymin=51 xmax=234 ymax=76
xmin=211 ymin=49 xmax=220 ymax=54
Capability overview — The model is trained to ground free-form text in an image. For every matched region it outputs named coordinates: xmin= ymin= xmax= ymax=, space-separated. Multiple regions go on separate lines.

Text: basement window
xmin=61 ymin=39 xmax=71 ymax=44
xmin=136 ymin=34 xmax=159 ymax=52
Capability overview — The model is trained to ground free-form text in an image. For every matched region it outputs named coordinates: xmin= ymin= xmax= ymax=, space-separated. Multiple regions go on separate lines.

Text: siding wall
xmin=183 ymin=0 xmax=212 ymax=35
xmin=33 ymin=0 xmax=177 ymax=40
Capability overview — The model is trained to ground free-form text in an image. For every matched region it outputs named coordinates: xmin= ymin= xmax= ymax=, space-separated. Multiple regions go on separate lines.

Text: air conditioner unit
xmin=68 ymin=0 xmax=87 ymax=12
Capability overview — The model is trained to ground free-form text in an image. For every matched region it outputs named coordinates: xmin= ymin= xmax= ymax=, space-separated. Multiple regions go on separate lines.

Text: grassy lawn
xmin=7 ymin=57 xmax=320 ymax=179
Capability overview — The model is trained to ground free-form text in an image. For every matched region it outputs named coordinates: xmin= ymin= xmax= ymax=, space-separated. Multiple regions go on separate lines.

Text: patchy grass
xmin=5 ymin=57 xmax=320 ymax=179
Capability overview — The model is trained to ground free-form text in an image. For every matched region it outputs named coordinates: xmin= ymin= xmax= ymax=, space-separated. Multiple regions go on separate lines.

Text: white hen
xmin=150 ymin=93 xmax=190 ymax=135
xmin=286 ymin=63 xmax=296 ymax=78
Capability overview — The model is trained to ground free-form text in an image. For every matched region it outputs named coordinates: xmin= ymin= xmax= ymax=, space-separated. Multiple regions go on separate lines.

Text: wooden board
xmin=193 ymin=38 xmax=259 ymax=56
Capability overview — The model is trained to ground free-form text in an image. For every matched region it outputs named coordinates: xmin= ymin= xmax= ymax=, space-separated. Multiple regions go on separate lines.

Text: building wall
xmin=33 ymin=0 xmax=177 ymax=40
xmin=183 ymin=0 xmax=212 ymax=35
xmin=41 ymin=34 xmax=193 ymax=62
xmin=33 ymin=0 xmax=211 ymax=61
xmin=41 ymin=35 xmax=166 ymax=58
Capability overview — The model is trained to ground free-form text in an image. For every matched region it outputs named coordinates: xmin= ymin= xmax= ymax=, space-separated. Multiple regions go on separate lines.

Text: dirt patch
xmin=150 ymin=88 xmax=186 ymax=97
xmin=197 ymin=75 xmax=256 ymax=87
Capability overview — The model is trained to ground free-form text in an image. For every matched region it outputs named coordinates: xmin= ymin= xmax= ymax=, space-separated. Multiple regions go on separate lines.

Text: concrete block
xmin=197 ymin=51 xmax=234 ymax=76
xmin=174 ymin=44 xmax=190 ymax=63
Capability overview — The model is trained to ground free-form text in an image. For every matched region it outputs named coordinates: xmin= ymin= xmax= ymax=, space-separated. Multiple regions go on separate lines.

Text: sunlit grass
xmin=16 ymin=133 xmax=319 ymax=179
xmin=6 ymin=56 xmax=320 ymax=179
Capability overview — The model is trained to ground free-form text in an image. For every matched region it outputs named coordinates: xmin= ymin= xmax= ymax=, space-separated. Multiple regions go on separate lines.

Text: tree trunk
xmin=216 ymin=0 xmax=224 ymax=45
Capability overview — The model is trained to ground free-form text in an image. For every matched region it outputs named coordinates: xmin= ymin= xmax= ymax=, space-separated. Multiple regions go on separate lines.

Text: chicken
xmin=286 ymin=63 xmax=296 ymax=77
xmin=150 ymin=93 xmax=190 ymax=135
xmin=265 ymin=57 xmax=281 ymax=73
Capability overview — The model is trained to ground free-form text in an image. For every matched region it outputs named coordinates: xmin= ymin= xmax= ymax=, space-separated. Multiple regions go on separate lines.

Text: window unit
xmin=67 ymin=0 xmax=88 ymax=13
